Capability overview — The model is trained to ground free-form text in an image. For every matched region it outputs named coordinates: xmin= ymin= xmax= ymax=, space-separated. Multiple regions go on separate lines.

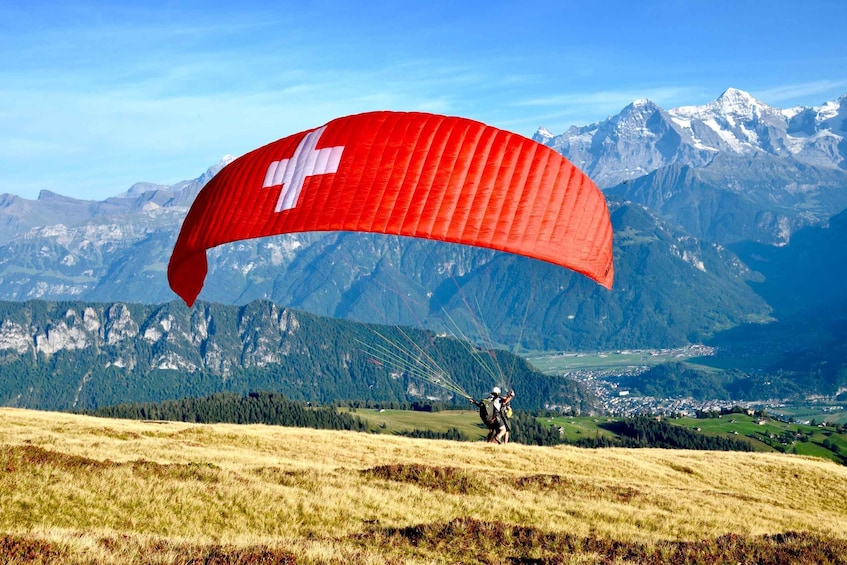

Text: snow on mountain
xmin=817 ymin=96 xmax=845 ymax=124
xmin=534 ymin=126 xmax=554 ymax=143
xmin=672 ymin=88 xmax=769 ymax=123
xmin=668 ymin=88 xmax=785 ymax=153
xmin=536 ymin=88 xmax=846 ymax=188
xmin=535 ymin=97 xmax=716 ymax=187
xmin=593 ymin=89 xmax=847 ymax=247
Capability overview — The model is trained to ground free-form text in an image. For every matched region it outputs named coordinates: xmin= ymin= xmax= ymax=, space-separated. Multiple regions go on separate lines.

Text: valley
xmin=527 ymin=348 xmax=847 ymax=426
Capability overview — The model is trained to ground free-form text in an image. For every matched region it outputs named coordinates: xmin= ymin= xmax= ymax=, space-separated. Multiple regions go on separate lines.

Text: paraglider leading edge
xmin=168 ymin=110 xmax=615 ymax=306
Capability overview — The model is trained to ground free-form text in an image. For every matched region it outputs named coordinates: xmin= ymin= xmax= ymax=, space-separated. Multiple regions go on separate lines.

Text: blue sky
xmin=3 ymin=0 xmax=846 ymax=201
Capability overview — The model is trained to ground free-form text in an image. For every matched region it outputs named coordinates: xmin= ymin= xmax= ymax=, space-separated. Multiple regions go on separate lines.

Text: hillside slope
xmin=0 ymin=300 xmax=595 ymax=413
xmin=2 ymin=408 xmax=846 ymax=563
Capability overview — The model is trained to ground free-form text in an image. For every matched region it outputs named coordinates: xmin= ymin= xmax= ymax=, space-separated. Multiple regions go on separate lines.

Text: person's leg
xmin=495 ymin=424 xmax=507 ymax=444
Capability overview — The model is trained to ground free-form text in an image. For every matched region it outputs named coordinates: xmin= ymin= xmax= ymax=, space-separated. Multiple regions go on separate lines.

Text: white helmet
xmin=492 ymin=386 xmax=501 ymax=395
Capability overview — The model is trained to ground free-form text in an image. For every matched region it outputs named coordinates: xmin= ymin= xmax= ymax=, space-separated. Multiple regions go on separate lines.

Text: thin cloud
xmin=506 ymin=87 xmax=703 ymax=132
xmin=517 ymin=87 xmax=700 ymax=109
xmin=756 ymin=80 xmax=847 ymax=105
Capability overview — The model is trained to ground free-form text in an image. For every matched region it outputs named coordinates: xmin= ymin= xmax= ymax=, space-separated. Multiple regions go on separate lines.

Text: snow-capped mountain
xmin=536 ymin=88 xmax=846 ymax=188
xmin=669 ymin=88 xmax=792 ymax=155
xmin=670 ymin=88 xmax=846 ymax=167
xmin=536 ymin=88 xmax=847 ymax=245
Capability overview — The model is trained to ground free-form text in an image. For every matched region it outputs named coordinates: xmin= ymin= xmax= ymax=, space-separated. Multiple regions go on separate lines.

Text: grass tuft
xmin=2 ymin=445 xmax=112 ymax=472
xmin=512 ymin=473 xmax=641 ymax=503
xmin=129 ymin=460 xmax=221 ymax=483
xmin=363 ymin=463 xmax=483 ymax=494
xmin=0 ymin=535 xmax=66 ymax=564
xmin=361 ymin=518 xmax=847 ymax=564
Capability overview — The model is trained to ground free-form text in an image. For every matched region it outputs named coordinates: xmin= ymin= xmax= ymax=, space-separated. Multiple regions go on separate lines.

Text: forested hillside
xmin=0 ymin=300 xmax=596 ymax=413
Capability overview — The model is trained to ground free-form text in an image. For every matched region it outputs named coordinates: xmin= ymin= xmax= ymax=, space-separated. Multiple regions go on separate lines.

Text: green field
xmin=773 ymin=404 xmax=847 ymax=425
xmin=347 ymin=407 xmax=847 ymax=464
xmin=672 ymin=413 xmax=847 ymax=458
xmin=524 ymin=350 xmax=847 ymax=428
xmin=349 ymin=407 xmax=638 ymax=446
xmin=540 ymin=415 xmax=628 ymax=442
xmin=345 ymin=407 xmax=489 ymax=440
xmin=525 ymin=349 xmax=704 ymax=374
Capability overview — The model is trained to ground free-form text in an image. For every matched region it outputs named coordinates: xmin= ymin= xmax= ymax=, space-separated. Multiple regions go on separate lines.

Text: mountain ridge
xmin=535 ymin=87 xmax=845 ymax=190
xmin=0 ymin=88 xmax=842 ymax=354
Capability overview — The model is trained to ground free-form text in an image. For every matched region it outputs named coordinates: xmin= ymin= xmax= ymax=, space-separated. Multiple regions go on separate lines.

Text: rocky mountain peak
xmin=534 ymin=126 xmax=554 ymax=143
xmin=624 ymin=98 xmax=659 ymax=113
xmin=670 ymin=87 xmax=772 ymax=124
xmin=715 ymin=87 xmax=766 ymax=115
xmin=611 ymin=98 xmax=663 ymax=130
xmin=37 ymin=190 xmax=83 ymax=203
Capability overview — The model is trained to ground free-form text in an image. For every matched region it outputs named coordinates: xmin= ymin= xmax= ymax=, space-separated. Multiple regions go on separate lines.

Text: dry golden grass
xmin=1 ymin=407 xmax=846 ymax=564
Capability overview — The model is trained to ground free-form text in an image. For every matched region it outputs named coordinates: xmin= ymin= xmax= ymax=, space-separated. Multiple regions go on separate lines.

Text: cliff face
xmin=0 ymin=301 xmax=305 ymax=373
xmin=0 ymin=299 xmax=596 ymax=414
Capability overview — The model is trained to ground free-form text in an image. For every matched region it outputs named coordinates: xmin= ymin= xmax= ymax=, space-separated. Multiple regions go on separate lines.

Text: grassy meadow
xmin=352 ymin=407 xmax=847 ymax=464
xmin=2 ymin=408 xmax=847 ymax=564
xmin=524 ymin=351 xmax=666 ymax=373
xmin=348 ymin=408 xmax=488 ymax=440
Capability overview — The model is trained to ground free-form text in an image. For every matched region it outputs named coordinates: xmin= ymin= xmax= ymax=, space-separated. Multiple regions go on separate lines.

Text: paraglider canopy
xmin=168 ymin=111 xmax=614 ymax=306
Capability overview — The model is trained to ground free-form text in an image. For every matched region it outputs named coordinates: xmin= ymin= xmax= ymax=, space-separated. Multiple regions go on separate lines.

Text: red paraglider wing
xmin=168 ymin=111 xmax=614 ymax=306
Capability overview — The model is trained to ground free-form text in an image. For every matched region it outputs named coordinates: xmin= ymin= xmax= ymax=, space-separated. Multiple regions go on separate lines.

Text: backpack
xmin=478 ymin=398 xmax=497 ymax=425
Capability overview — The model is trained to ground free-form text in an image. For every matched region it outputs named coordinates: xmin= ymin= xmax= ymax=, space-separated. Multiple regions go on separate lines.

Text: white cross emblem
xmin=262 ymin=125 xmax=344 ymax=212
